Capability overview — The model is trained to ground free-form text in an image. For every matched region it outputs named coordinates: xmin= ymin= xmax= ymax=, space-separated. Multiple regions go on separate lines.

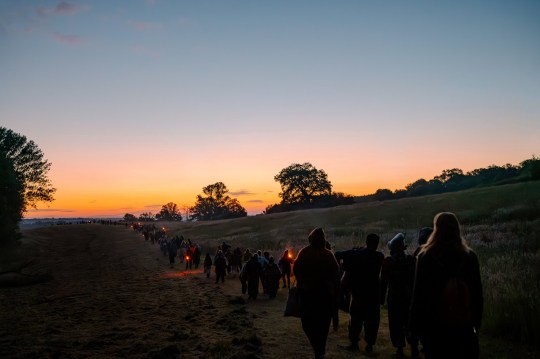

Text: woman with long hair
xmin=410 ymin=212 xmax=483 ymax=359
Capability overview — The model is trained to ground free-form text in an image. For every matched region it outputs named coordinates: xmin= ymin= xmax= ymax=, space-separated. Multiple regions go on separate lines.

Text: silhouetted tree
xmin=189 ymin=182 xmax=247 ymax=221
xmin=139 ymin=212 xmax=155 ymax=221
xmin=374 ymin=188 xmax=394 ymax=201
xmin=0 ymin=155 xmax=24 ymax=245
xmin=156 ymin=202 xmax=182 ymax=221
xmin=123 ymin=213 xmax=137 ymax=222
xmin=274 ymin=162 xmax=332 ymax=205
xmin=519 ymin=156 xmax=540 ymax=181
xmin=0 ymin=127 xmax=56 ymax=212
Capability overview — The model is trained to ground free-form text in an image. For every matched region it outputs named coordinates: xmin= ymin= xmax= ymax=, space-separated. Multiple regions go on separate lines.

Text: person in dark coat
xmin=278 ymin=249 xmax=294 ymax=288
xmin=335 ymin=234 xmax=384 ymax=353
xmin=380 ymin=233 xmax=416 ymax=357
xmin=264 ymin=256 xmax=282 ymax=298
xmin=410 ymin=226 xmax=433 ymax=354
xmin=410 ymin=212 xmax=483 ymax=359
xmin=293 ymin=228 xmax=341 ymax=359
xmin=203 ymin=253 xmax=212 ymax=278
xmin=244 ymin=253 xmax=262 ymax=299
xmin=167 ymin=238 xmax=178 ymax=268
xmin=214 ymin=250 xmax=227 ymax=284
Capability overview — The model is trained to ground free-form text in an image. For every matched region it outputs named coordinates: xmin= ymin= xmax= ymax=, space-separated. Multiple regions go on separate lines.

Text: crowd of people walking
xmin=129 ymin=211 xmax=483 ymax=359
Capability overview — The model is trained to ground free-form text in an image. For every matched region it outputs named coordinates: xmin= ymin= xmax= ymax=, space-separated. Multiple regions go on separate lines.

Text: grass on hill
xmin=161 ymin=180 xmax=540 ymax=352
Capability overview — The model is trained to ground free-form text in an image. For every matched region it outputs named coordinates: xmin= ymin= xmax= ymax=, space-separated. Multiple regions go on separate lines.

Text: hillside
xmin=162 ymin=181 xmax=540 ymax=254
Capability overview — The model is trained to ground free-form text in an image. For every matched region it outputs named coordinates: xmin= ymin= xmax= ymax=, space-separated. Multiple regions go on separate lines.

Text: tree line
xmin=359 ymin=157 xmax=540 ymax=202
xmin=2 ymin=125 xmax=539 ymax=244
xmin=123 ymin=162 xmax=355 ymax=222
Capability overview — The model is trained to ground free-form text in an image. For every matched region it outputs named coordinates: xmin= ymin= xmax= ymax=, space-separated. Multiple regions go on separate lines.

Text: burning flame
xmin=185 ymin=256 xmax=190 ymax=261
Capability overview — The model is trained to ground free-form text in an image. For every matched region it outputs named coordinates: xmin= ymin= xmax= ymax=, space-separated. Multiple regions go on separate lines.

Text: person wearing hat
xmin=381 ymin=233 xmax=417 ymax=357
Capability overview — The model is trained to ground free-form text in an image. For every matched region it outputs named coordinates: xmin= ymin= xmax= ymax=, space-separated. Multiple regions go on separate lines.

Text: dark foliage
xmin=265 ymin=163 xmax=355 ymax=214
xmin=0 ymin=127 xmax=56 ymax=211
xmin=156 ymin=202 xmax=182 ymax=221
xmin=358 ymin=156 xmax=540 ymax=202
xmin=0 ymin=155 xmax=24 ymax=244
xmin=189 ymin=182 xmax=247 ymax=221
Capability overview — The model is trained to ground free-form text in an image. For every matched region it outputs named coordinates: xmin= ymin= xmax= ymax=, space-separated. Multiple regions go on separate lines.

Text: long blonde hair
xmin=419 ymin=212 xmax=470 ymax=256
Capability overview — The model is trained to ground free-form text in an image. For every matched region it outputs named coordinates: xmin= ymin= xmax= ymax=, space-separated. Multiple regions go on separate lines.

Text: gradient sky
xmin=1 ymin=0 xmax=539 ymax=218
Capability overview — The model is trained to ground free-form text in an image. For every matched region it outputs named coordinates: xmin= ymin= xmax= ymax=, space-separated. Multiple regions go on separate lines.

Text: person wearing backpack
xmin=380 ymin=233 xmax=416 ymax=357
xmin=410 ymin=212 xmax=483 ymax=359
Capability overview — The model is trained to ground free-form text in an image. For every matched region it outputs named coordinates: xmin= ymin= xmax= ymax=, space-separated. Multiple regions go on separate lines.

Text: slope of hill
xmin=164 ymin=181 xmax=540 ymax=253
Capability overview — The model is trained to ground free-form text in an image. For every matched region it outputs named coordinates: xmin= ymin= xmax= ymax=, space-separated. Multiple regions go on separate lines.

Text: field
xmin=1 ymin=181 xmax=539 ymax=358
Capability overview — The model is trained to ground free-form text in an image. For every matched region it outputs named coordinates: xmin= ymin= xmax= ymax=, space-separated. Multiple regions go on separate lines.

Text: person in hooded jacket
xmin=264 ymin=256 xmax=282 ymax=298
xmin=380 ymin=233 xmax=416 ymax=357
xmin=293 ymin=228 xmax=340 ymax=359
xmin=244 ymin=253 xmax=262 ymax=299
xmin=410 ymin=212 xmax=483 ymax=359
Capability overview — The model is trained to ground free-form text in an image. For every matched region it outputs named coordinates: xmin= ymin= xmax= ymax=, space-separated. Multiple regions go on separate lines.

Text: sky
xmin=1 ymin=0 xmax=539 ymax=218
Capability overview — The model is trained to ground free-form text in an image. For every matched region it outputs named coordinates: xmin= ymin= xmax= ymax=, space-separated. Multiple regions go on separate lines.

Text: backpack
xmin=440 ymin=264 xmax=472 ymax=328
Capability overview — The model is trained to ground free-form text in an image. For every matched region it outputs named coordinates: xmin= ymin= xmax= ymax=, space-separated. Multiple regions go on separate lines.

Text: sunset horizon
xmin=2 ymin=0 xmax=538 ymax=219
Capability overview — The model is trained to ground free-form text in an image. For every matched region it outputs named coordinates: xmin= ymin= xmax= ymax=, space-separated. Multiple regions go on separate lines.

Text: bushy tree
xmin=123 ymin=213 xmax=137 ymax=222
xmin=0 ymin=127 xmax=56 ymax=212
xmin=265 ymin=163 xmax=355 ymax=214
xmin=374 ymin=188 xmax=394 ymax=201
xmin=0 ymin=155 xmax=24 ymax=244
xmin=156 ymin=202 xmax=182 ymax=221
xmin=139 ymin=212 xmax=155 ymax=222
xmin=274 ymin=162 xmax=332 ymax=204
xmin=519 ymin=156 xmax=540 ymax=180
xmin=189 ymin=182 xmax=247 ymax=221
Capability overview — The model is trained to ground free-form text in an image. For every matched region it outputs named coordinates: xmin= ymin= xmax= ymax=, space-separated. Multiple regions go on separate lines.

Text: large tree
xmin=189 ymin=182 xmax=247 ymax=221
xmin=0 ymin=155 xmax=24 ymax=244
xmin=0 ymin=127 xmax=56 ymax=212
xmin=123 ymin=213 xmax=137 ymax=222
xmin=274 ymin=162 xmax=332 ymax=204
xmin=156 ymin=202 xmax=182 ymax=221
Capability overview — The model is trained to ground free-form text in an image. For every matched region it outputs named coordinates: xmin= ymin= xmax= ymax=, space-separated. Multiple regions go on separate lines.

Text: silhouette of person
xmin=264 ymin=256 xmax=282 ymax=298
xmin=214 ymin=250 xmax=227 ymax=284
xmin=278 ymin=249 xmax=294 ymax=288
xmin=414 ymin=227 xmax=433 ymax=257
xmin=380 ymin=233 xmax=416 ymax=357
xmin=336 ymin=233 xmax=384 ymax=353
xmin=203 ymin=253 xmax=212 ymax=278
xmin=293 ymin=228 xmax=340 ymax=359
xmin=410 ymin=212 xmax=483 ymax=359
xmin=244 ymin=253 xmax=262 ymax=299
xmin=410 ymin=226 xmax=433 ymax=355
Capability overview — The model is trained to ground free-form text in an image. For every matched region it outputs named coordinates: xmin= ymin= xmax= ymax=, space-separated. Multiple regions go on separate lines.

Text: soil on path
xmin=2 ymin=224 xmax=519 ymax=359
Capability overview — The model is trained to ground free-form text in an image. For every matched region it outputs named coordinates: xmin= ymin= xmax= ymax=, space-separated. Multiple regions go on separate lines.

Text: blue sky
xmin=1 ymin=0 xmax=539 ymax=216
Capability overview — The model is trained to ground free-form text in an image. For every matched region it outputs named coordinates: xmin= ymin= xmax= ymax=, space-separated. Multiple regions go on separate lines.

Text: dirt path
xmin=0 ymin=225 xmax=259 ymax=359
xmin=1 ymin=224 xmax=518 ymax=359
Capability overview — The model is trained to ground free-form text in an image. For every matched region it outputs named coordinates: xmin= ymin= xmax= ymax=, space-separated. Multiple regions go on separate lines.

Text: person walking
xmin=244 ymin=253 xmax=262 ymax=299
xmin=203 ymin=253 xmax=212 ymax=278
xmin=214 ymin=250 xmax=227 ymax=284
xmin=380 ymin=233 xmax=416 ymax=357
xmin=278 ymin=249 xmax=294 ymax=288
xmin=335 ymin=234 xmax=384 ymax=353
xmin=410 ymin=212 xmax=483 ymax=359
xmin=293 ymin=228 xmax=341 ymax=359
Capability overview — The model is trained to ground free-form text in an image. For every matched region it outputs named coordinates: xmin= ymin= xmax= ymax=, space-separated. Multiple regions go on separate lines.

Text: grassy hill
xmin=163 ymin=181 xmax=540 ymax=253
xmin=159 ymin=180 xmax=540 ymax=351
